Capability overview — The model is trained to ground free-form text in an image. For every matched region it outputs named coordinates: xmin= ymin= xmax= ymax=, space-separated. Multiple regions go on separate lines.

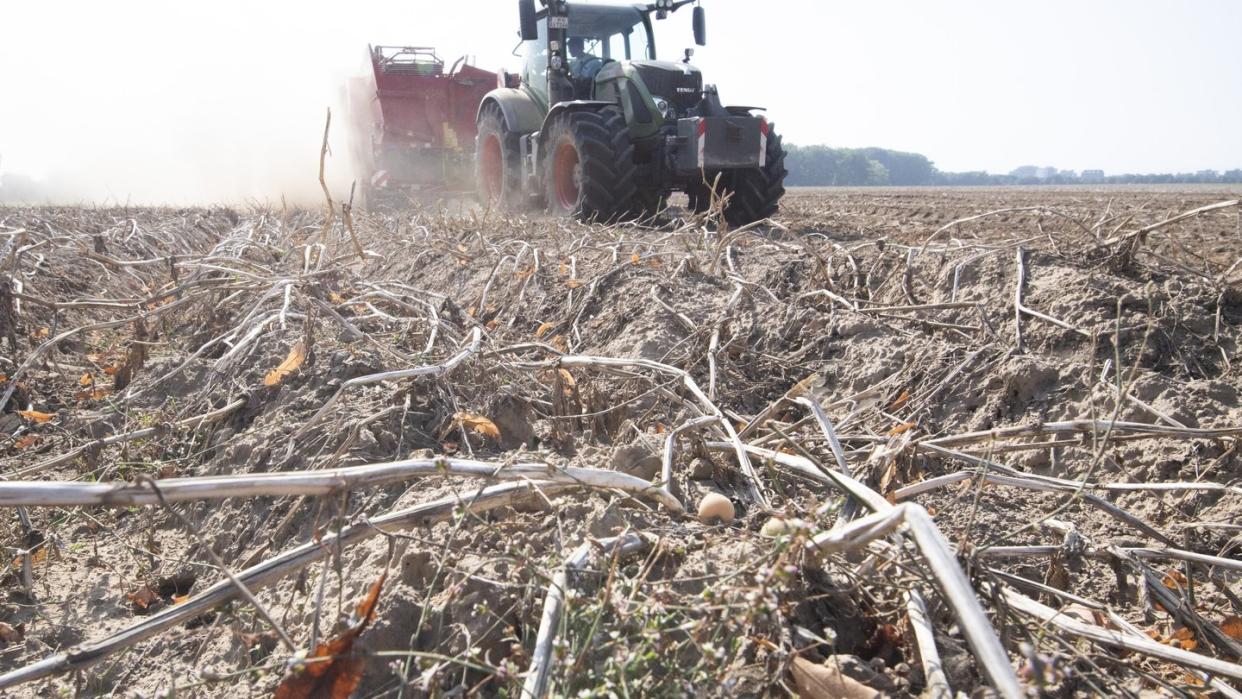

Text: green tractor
xmin=476 ymin=0 xmax=787 ymax=225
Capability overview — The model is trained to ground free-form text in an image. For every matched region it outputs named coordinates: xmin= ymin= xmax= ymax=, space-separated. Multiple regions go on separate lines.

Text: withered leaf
xmin=11 ymin=546 xmax=47 ymax=571
xmin=1162 ymin=569 xmax=1188 ymax=590
xmin=534 ymin=322 xmax=554 ymax=338
xmin=889 ymin=388 xmax=912 ymax=410
xmin=564 ymin=278 xmax=584 ymax=289
xmin=790 ymin=656 xmax=879 ymax=699
xmin=274 ymin=572 xmax=386 ymax=699
xmin=126 ymin=584 xmax=160 ymax=610
xmin=17 ymin=410 xmax=54 ymax=424
xmin=264 ymin=341 xmax=307 ymax=387
xmin=1221 ymin=615 xmax=1242 ymax=641
xmin=887 ymin=422 xmax=917 ymax=436
xmin=454 ymin=413 xmax=501 ymax=440
xmin=0 ymin=622 xmax=23 ymax=645
xmin=14 ymin=435 xmax=38 ymax=449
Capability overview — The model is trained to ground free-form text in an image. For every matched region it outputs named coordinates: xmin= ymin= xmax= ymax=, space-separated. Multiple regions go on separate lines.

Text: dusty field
xmin=0 ymin=186 xmax=1240 ymax=697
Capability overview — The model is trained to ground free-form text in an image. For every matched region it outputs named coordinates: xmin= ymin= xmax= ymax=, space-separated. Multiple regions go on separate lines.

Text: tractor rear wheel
xmin=691 ymin=123 xmax=788 ymax=227
xmin=476 ymin=104 xmax=521 ymax=208
xmin=542 ymin=107 xmax=637 ymax=221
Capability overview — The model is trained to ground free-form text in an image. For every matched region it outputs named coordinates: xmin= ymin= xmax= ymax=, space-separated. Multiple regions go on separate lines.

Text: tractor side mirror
xmin=692 ymin=6 xmax=706 ymax=46
xmin=519 ymin=0 xmax=539 ymax=41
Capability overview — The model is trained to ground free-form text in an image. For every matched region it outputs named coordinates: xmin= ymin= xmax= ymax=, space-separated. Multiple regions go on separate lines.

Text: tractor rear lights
xmin=759 ymin=116 xmax=769 ymax=167
xmin=697 ymin=118 xmax=708 ymax=169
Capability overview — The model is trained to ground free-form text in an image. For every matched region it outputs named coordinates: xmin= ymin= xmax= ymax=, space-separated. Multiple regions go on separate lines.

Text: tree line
xmin=784 ymin=145 xmax=1242 ymax=186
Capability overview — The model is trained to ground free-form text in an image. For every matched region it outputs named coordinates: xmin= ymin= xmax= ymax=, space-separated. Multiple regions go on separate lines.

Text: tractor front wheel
xmin=542 ymin=107 xmax=636 ymax=221
xmin=476 ymin=104 xmax=521 ymax=208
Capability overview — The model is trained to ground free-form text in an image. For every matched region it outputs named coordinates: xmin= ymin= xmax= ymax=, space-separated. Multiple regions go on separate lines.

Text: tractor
xmin=475 ymin=0 xmax=787 ymax=225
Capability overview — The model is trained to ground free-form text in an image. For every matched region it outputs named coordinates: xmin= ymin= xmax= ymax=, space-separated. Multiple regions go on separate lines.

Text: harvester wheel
xmin=692 ymin=123 xmax=788 ymax=227
xmin=542 ymin=107 xmax=637 ymax=221
xmin=476 ymin=104 xmax=521 ymax=207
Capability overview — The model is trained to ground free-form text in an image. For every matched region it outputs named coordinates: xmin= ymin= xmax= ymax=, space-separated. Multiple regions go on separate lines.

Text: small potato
xmin=697 ymin=493 xmax=735 ymax=524
xmin=755 ymin=516 xmax=804 ymax=538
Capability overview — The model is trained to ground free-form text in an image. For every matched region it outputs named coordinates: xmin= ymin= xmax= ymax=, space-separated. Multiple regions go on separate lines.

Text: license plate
xmin=549 ymin=16 xmax=569 ymax=29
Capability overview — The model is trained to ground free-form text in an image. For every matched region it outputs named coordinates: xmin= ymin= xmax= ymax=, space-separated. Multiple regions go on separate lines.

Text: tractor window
xmin=601 ymin=28 xmax=650 ymax=61
xmin=523 ymin=18 xmax=549 ymax=101
xmin=566 ymin=5 xmax=654 ymax=61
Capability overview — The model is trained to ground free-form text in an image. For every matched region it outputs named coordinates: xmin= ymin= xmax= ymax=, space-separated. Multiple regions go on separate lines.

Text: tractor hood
xmin=629 ymin=60 xmax=703 ymax=111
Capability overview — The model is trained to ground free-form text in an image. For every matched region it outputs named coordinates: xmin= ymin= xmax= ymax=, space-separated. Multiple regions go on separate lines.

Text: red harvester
xmin=345 ymin=46 xmax=496 ymax=208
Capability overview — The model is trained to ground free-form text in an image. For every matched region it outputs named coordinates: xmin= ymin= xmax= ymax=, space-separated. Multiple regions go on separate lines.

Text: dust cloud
xmin=0 ymin=2 xmax=508 ymax=206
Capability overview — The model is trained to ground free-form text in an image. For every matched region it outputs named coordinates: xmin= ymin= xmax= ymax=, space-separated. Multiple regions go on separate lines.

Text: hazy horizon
xmin=2 ymin=0 xmax=1239 ymax=203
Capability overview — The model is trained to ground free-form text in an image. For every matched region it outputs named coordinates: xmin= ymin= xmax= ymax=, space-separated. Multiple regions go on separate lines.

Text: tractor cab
xmin=521 ymin=4 xmax=655 ymax=104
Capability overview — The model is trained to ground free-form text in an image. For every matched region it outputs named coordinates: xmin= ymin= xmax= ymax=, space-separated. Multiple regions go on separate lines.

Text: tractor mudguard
xmin=537 ymin=100 xmax=616 ymax=151
xmin=542 ymin=101 xmax=616 ymax=131
xmin=479 ymin=88 xmax=545 ymax=137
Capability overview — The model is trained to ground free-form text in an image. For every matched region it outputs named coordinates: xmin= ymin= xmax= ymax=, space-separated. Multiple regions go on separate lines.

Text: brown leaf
xmin=888 ymin=422 xmax=917 ymax=436
xmin=126 ymin=584 xmax=160 ymax=610
xmin=879 ymin=461 xmax=900 ymax=505
xmin=17 ymin=410 xmax=54 ymax=424
xmin=172 ymin=594 xmax=191 ymax=605
xmin=275 ymin=572 xmax=387 ymax=699
xmin=264 ymin=341 xmax=307 ymax=387
xmin=564 ymin=278 xmax=584 ymax=289
xmin=79 ymin=373 xmax=94 ymax=387
xmin=0 ymin=622 xmax=23 ymax=645
xmin=1222 ymin=615 xmax=1242 ymax=641
xmin=534 ymin=321 xmax=554 ymax=338
xmin=454 ymin=413 xmax=501 ymax=440
xmin=1162 ymin=569 xmax=1188 ymax=590
xmin=888 ymin=388 xmax=911 ymax=410
xmin=630 ymin=253 xmax=640 ymax=265
xmin=14 ymin=435 xmax=38 ymax=449
xmin=790 ymin=656 xmax=879 ymax=699
xmin=1183 ymin=671 xmax=1208 ymax=687
xmin=11 ymin=546 xmax=47 ymax=570
xmin=30 ymin=327 xmax=49 ymax=339
xmin=543 ymin=369 xmax=577 ymax=397
xmin=113 ymin=319 xmax=148 ymax=391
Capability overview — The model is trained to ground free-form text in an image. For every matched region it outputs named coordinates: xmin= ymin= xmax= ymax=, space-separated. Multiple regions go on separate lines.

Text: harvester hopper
xmin=345 ymin=46 xmax=496 ymax=208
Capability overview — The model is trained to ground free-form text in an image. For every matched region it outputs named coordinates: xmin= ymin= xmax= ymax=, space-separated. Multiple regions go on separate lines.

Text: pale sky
xmin=1 ymin=0 xmax=1239 ymax=202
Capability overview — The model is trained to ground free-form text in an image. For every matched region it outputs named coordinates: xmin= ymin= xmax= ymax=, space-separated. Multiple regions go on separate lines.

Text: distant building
xmin=1081 ymin=170 xmax=1105 ymax=182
